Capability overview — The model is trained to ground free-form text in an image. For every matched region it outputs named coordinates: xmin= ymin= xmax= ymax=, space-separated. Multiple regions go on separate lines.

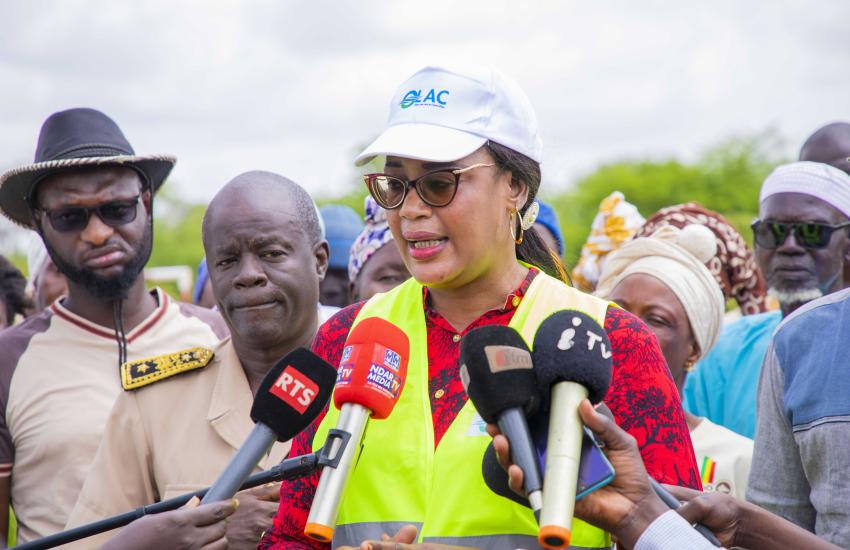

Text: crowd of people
xmin=0 ymin=64 xmax=848 ymax=550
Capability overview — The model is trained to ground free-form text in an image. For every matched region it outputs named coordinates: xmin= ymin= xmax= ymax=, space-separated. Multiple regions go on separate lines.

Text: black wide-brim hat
xmin=0 ymin=107 xmax=176 ymax=227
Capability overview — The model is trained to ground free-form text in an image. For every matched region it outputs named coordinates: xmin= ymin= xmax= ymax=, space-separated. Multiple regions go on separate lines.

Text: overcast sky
xmin=1 ymin=0 xmax=848 ymax=211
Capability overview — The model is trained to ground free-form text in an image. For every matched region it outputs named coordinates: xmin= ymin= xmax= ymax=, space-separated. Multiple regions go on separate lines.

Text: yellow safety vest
xmin=313 ymin=269 xmax=613 ymax=549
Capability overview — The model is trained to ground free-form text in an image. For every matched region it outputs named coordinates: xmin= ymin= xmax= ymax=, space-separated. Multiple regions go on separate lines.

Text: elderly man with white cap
xmin=685 ymin=161 xmax=850 ymax=441
xmin=745 ymin=162 xmax=850 ymax=546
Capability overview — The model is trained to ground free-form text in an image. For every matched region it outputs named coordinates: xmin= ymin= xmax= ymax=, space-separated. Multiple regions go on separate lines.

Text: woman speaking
xmin=261 ymin=66 xmax=700 ymax=550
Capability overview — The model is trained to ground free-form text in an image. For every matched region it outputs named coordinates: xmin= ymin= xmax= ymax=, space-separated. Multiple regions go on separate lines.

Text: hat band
xmin=48 ymin=143 xmax=134 ymax=161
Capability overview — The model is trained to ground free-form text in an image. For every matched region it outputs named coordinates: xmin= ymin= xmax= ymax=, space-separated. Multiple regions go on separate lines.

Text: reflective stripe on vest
xmin=313 ymin=269 xmax=614 ymax=549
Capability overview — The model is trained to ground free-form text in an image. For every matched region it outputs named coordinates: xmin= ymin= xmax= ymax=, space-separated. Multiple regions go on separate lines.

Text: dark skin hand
xmin=338 ymin=524 xmax=478 ymax=550
xmin=666 ymin=485 xmax=841 ymax=550
xmin=102 ymin=497 xmax=236 ymax=550
xmin=489 ymin=400 xmax=669 ymax=549
xmin=225 ymin=483 xmax=280 ymax=550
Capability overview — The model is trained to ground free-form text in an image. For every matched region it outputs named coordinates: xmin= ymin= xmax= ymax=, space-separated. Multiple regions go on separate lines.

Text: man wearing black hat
xmin=0 ymin=108 xmax=227 ymax=543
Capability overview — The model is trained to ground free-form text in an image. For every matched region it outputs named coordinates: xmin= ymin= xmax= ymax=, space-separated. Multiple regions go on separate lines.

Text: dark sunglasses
xmin=751 ymin=219 xmax=850 ymax=250
xmin=38 ymin=195 xmax=141 ymax=233
xmin=364 ymin=163 xmax=495 ymax=210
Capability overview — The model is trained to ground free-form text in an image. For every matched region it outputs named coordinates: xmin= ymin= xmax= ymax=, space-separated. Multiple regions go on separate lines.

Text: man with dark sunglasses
xmin=748 ymin=161 xmax=850 ymax=546
xmin=685 ymin=162 xmax=850 ymax=441
xmin=0 ymin=108 xmax=226 ymax=543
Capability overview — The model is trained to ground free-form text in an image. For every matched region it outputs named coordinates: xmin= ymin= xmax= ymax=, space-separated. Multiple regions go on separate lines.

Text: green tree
xmin=552 ymin=130 xmax=788 ymax=265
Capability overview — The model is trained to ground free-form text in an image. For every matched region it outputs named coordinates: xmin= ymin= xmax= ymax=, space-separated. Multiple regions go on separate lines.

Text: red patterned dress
xmin=260 ymin=269 xmax=700 ymax=549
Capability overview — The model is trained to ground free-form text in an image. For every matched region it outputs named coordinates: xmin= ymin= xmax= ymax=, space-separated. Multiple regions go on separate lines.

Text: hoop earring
xmin=509 ymin=207 xmax=524 ymax=245
xmin=684 ymin=360 xmax=696 ymax=373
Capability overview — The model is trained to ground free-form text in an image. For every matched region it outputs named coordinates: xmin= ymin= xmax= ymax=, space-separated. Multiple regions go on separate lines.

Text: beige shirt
xmin=65 ymin=337 xmax=291 ymax=548
xmin=0 ymin=290 xmax=226 ymax=543
xmin=692 ymin=417 xmax=753 ymax=500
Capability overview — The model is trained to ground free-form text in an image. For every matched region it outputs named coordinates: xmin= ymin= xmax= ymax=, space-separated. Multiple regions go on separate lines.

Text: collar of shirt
xmin=421 ymin=267 xmax=539 ymax=333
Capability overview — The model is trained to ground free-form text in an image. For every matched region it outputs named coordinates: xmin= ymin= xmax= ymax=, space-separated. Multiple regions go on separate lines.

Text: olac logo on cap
xmin=400 ymin=89 xmax=450 ymax=109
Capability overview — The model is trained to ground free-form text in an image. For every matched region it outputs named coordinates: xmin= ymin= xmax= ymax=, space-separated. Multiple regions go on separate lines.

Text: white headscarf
xmin=595 ymin=225 xmax=725 ymax=357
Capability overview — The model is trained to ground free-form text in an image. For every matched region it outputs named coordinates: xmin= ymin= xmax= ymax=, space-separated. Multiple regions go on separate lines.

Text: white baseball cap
xmin=355 ymin=65 xmax=543 ymax=166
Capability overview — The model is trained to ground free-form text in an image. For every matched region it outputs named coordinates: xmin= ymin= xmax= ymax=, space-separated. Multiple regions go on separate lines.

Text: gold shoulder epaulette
xmin=121 ymin=347 xmax=214 ymax=391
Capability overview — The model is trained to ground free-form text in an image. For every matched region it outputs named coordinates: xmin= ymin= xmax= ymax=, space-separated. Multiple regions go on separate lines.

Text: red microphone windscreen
xmin=334 ymin=317 xmax=410 ymax=419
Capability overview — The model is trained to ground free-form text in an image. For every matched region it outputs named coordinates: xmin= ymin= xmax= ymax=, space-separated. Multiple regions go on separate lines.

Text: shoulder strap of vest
xmin=510 ymin=271 xmax=612 ymax=344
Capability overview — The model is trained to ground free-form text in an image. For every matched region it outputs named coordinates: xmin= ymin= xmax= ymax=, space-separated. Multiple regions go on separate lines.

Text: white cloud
xmin=0 ymin=0 xmax=848 ymax=217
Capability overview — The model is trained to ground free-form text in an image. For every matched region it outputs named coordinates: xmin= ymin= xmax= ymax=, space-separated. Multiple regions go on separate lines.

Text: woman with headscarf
xmin=634 ymin=202 xmax=768 ymax=316
xmin=595 ymin=225 xmax=753 ymax=500
xmin=260 ymin=65 xmax=699 ymax=550
xmin=571 ymin=191 xmax=646 ymax=292
xmin=348 ymin=196 xmax=410 ymax=302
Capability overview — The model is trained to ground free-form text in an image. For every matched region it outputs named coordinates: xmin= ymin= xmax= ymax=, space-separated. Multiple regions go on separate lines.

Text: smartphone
xmin=575 ymin=427 xmax=615 ymax=499
xmin=534 ymin=426 xmax=615 ymax=500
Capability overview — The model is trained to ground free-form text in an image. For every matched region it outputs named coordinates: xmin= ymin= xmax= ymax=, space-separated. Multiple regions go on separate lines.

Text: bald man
xmin=65 ymin=171 xmax=330 ymax=549
xmin=800 ymin=122 xmax=850 ymax=175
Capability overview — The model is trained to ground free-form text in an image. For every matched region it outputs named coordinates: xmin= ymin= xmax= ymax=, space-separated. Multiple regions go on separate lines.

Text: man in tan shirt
xmin=67 ymin=171 xmax=330 ymax=549
xmin=0 ymin=108 xmax=228 ymax=543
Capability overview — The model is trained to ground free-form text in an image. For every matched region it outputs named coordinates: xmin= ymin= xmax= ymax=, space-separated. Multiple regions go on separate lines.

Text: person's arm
xmin=491 ymin=400 xmax=716 ymax=548
xmin=667 ymin=485 xmax=840 ymax=550
xmin=64 ymin=393 xmax=158 ymax=548
xmin=101 ymin=497 xmax=236 ymax=550
xmin=746 ymin=346 xmax=815 ymax=529
xmin=603 ymin=307 xmax=702 ymax=489
xmin=259 ymin=303 xmax=362 ymax=549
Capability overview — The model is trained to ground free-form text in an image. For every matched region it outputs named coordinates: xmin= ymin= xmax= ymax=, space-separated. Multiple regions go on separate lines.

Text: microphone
xmin=459 ymin=325 xmax=544 ymax=520
xmin=533 ymin=310 xmax=612 ymax=549
xmin=305 ymin=317 xmax=410 ymax=543
xmin=202 ymin=348 xmax=337 ymax=503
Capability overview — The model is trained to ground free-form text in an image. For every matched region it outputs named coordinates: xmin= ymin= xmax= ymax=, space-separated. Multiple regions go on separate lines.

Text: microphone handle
xmin=539 ymin=381 xmax=587 ymax=549
xmin=15 ymin=453 xmax=320 ymax=550
xmin=202 ymin=422 xmax=278 ymax=503
xmin=497 ymin=408 xmax=543 ymax=516
xmin=305 ymin=402 xmax=371 ymax=543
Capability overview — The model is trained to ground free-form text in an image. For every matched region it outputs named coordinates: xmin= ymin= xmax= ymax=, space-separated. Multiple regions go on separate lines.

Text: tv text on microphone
xmin=305 ymin=317 xmax=410 ymax=543
xmin=533 ymin=310 xmax=612 ymax=549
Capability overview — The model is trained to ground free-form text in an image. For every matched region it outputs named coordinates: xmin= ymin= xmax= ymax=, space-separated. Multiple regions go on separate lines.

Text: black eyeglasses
xmin=364 ymin=163 xmax=495 ymax=210
xmin=751 ymin=219 xmax=850 ymax=250
xmin=38 ymin=195 xmax=141 ymax=233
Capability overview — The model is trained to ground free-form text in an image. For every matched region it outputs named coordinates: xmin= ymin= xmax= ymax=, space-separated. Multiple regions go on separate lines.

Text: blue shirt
xmin=683 ymin=310 xmax=782 ymax=438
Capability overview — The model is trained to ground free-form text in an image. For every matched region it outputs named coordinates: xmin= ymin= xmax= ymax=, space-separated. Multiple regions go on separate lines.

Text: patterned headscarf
xmin=348 ymin=196 xmax=394 ymax=283
xmin=635 ymin=202 xmax=768 ymax=315
xmin=572 ymin=192 xmax=646 ymax=291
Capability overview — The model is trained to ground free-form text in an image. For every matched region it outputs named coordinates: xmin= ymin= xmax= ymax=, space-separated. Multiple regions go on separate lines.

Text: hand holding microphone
xmin=305 ymin=317 xmax=410 ymax=543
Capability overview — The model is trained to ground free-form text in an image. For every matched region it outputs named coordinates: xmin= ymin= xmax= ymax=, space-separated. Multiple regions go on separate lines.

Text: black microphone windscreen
xmin=481 ymin=441 xmax=532 ymax=509
xmin=459 ymin=325 xmax=539 ymax=423
xmin=532 ymin=310 xmax=612 ymax=405
xmin=252 ymin=348 xmax=337 ymax=441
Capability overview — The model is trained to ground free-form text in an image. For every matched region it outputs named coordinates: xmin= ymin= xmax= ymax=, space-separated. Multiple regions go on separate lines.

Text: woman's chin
xmin=408 ymin=261 xmax=457 ymax=289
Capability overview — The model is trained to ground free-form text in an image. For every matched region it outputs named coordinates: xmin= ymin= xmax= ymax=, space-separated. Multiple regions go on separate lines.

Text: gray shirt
xmin=747 ymin=288 xmax=850 ymax=547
